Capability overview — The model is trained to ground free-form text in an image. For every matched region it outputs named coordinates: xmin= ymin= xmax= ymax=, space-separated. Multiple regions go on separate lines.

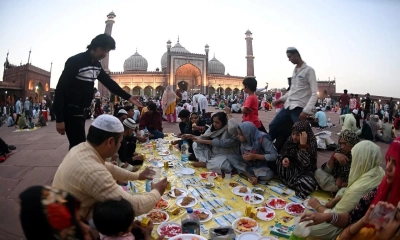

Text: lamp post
xmin=218 ymin=85 xmax=221 ymax=96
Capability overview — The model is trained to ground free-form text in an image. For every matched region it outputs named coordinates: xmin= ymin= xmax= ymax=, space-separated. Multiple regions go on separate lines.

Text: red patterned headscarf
xmin=371 ymin=137 xmax=400 ymax=206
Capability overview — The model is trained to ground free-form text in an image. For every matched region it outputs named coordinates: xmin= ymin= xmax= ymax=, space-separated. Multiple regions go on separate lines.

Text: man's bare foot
xmin=191 ymin=162 xmax=206 ymax=168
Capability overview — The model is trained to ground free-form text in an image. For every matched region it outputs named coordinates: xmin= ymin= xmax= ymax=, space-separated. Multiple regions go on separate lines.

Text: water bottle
xmin=144 ymin=127 xmax=150 ymax=142
xmin=181 ymin=208 xmax=200 ymax=235
xmin=145 ymin=180 xmax=152 ymax=192
xmin=181 ymin=140 xmax=189 ymax=163
xmin=152 ymin=160 xmax=161 ymax=182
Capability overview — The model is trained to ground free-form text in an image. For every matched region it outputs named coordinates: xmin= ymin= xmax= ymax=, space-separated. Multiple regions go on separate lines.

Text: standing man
xmin=361 ymin=93 xmax=372 ymax=119
xmin=23 ymin=97 xmax=31 ymax=119
xmin=192 ymin=93 xmax=208 ymax=118
xmin=53 ymin=34 xmax=142 ymax=150
xmin=15 ymin=97 xmax=22 ymax=124
xmin=339 ymin=89 xmax=350 ymax=115
xmin=269 ymin=47 xmax=318 ymax=152
xmin=181 ymin=89 xmax=188 ymax=104
xmin=389 ymin=97 xmax=395 ymax=123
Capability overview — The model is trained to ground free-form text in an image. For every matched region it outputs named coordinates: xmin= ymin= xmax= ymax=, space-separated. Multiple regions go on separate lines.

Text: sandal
xmin=0 ymin=155 xmax=6 ymax=163
xmin=8 ymin=145 xmax=16 ymax=150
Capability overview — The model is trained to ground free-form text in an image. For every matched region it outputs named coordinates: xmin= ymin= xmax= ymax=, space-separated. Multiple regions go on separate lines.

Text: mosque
xmin=97 ymin=11 xmax=254 ymax=98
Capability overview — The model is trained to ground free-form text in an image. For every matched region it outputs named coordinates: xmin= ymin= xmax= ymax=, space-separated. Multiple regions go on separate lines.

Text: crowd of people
xmin=6 ymin=35 xmax=399 ymax=240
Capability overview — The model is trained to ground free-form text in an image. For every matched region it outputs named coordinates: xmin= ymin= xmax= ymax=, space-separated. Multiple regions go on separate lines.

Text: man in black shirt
xmin=53 ymin=34 xmax=141 ymax=149
xmin=361 ymin=93 xmax=372 ymax=119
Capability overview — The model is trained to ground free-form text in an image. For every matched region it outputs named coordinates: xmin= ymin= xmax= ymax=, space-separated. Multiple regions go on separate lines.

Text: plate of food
xmin=229 ymin=182 xmax=240 ymax=187
xmin=232 ymin=186 xmax=252 ymax=196
xmin=168 ymin=188 xmax=188 ymax=198
xmin=243 ymin=194 xmax=264 ymax=205
xmin=176 ymin=196 xmax=197 ymax=208
xmin=255 ymin=207 xmax=276 ymax=221
xmin=237 ymin=232 xmax=261 ymax=240
xmin=180 ymin=168 xmax=195 ymax=175
xmin=266 ymin=198 xmax=287 ymax=209
xmin=193 ymin=208 xmax=213 ymax=223
xmin=169 ymin=234 xmax=207 ymax=240
xmin=199 ymin=172 xmax=218 ymax=180
xmin=146 ymin=210 xmax=169 ymax=224
xmin=157 ymin=222 xmax=182 ymax=238
xmin=158 ymin=150 xmax=170 ymax=156
xmin=154 ymin=198 xmax=169 ymax=210
xmin=285 ymin=203 xmax=306 ymax=216
xmin=232 ymin=217 xmax=258 ymax=233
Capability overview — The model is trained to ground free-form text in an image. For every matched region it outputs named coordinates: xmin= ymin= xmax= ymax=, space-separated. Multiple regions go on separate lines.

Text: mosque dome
xmin=161 ymin=41 xmax=190 ymax=68
xmin=124 ymin=50 xmax=148 ymax=71
xmin=208 ymin=55 xmax=225 ymax=75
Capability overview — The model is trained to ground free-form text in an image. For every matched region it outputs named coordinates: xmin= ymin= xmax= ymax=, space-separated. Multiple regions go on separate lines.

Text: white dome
xmin=161 ymin=42 xmax=190 ymax=68
xmin=208 ymin=56 xmax=225 ymax=75
xmin=124 ymin=51 xmax=148 ymax=71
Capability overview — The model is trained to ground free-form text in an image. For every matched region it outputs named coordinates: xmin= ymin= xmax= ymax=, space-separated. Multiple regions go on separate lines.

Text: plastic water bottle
xmin=145 ymin=180 xmax=152 ymax=192
xmin=181 ymin=208 xmax=200 ymax=235
xmin=144 ymin=127 xmax=150 ymax=142
xmin=181 ymin=140 xmax=189 ymax=163
xmin=152 ymin=160 xmax=161 ymax=182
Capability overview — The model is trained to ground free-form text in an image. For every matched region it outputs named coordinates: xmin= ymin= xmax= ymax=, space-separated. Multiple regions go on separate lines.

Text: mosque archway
xmin=175 ymin=63 xmax=201 ymax=92
xmin=217 ymin=87 xmax=224 ymax=96
xmin=132 ymin=86 xmax=141 ymax=96
xmin=225 ymin=87 xmax=232 ymax=96
xmin=144 ymin=86 xmax=153 ymax=97
xmin=35 ymin=82 xmax=44 ymax=102
xmin=45 ymin=83 xmax=49 ymax=92
xmin=122 ymin=86 xmax=131 ymax=94
xmin=28 ymin=80 xmax=34 ymax=90
xmin=155 ymin=86 xmax=164 ymax=97
xmin=208 ymin=87 xmax=215 ymax=95
xmin=233 ymin=88 xmax=240 ymax=95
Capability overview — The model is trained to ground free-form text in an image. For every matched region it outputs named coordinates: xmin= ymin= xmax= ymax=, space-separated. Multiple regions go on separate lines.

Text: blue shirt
xmin=315 ymin=111 xmax=327 ymax=127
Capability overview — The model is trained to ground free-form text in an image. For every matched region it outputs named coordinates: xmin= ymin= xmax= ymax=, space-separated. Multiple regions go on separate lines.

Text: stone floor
xmin=0 ymin=108 xmax=395 ymax=239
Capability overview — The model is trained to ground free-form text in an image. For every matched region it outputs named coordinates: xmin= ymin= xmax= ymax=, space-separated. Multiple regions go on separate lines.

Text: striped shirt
xmin=52 ymin=142 xmax=160 ymax=220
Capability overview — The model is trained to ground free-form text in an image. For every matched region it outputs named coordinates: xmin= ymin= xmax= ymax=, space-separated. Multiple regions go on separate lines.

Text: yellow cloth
xmin=141 ymin=106 xmax=148 ymax=115
xmin=136 ymin=135 xmax=330 ymax=239
xmin=336 ymin=227 xmax=376 ymax=240
xmin=165 ymin=101 xmax=176 ymax=115
xmin=52 ymin=142 xmax=160 ymax=220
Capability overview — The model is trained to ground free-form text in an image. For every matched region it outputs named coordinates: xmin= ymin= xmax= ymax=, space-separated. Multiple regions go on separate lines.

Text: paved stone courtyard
xmin=0 ymin=108 xmax=394 ymax=239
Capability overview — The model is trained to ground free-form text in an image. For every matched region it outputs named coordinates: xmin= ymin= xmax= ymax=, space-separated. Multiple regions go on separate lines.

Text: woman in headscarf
xmin=277 ymin=120 xmax=318 ymax=199
xmin=315 ymin=130 xmax=359 ymax=193
xmin=301 ymin=137 xmax=400 ymax=240
xmin=304 ymin=140 xmax=385 ymax=239
xmin=19 ymin=185 xmax=93 ymax=240
xmin=228 ymin=121 xmax=278 ymax=185
xmin=162 ymin=86 xmax=177 ymax=122
xmin=190 ymin=111 xmax=240 ymax=174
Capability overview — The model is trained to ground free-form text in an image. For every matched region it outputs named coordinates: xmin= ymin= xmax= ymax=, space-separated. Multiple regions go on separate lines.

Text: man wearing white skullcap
xmin=269 ymin=47 xmax=318 ymax=152
xmin=53 ymin=115 xmax=167 ymax=219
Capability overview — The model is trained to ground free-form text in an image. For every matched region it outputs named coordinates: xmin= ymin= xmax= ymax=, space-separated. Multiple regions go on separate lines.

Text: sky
xmin=1 ymin=0 xmax=399 ymax=97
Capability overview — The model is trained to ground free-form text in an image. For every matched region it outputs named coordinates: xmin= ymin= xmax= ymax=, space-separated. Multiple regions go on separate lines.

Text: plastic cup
xmin=208 ymin=175 xmax=214 ymax=184
xmin=224 ymin=171 xmax=232 ymax=181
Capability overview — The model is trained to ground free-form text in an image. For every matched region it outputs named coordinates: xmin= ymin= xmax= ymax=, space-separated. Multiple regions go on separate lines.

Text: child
xmin=241 ymin=77 xmax=266 ymax=132
xmin=93 ymin=198 xmax=157 ymax=240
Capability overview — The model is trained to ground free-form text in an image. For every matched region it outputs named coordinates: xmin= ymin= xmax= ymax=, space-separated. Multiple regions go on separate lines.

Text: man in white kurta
xmin=192 ymin=93 xmax=208 ymax=117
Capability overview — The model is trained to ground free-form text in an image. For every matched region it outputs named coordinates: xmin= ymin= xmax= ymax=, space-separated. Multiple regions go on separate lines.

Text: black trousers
xmin=64 ymin=106 xmax=86 ymax=150
xmin=126 ymin=141 xmax=142 ymax=166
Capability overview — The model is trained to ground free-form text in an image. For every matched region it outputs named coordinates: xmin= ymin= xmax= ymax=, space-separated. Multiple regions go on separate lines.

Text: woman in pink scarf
xmin=162 ymin=85 xmax=177 ymax=122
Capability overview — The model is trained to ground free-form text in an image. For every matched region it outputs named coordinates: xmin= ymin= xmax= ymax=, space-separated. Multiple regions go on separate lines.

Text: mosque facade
xmin=97 ymin=12 xmax=254 ymax=98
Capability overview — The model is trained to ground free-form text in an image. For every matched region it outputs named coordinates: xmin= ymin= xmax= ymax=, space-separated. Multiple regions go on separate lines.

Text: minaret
xmin=100 ymin=11 xmax=116 ymax=71
xmin=245 ymin=30 xmax=255 ymax=77
xmin=27 ymin=48 xmax=32 ymax=64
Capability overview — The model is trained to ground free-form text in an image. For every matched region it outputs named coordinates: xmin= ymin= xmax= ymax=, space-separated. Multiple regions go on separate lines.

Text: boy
xmin=241 ymin=77 xmax=267 ymax=132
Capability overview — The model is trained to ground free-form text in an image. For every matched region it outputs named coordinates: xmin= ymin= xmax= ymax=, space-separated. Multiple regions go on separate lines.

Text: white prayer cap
xmin=352 ymin=109 xmax=358 ymax=114
xmin=374 ymin=115 xmax=379 ymax=119
xmin=118 ymin=109 xmax=128 ymax=115
xmin=123 ymin=118 xmax=136 ymax=129
xmin=92 ymin=115 xmax=124 ymax=133
xmin=287 ymin=47 xmax=298 ymax=52
xmin=316 ymin=107 xmax=321 ymax=110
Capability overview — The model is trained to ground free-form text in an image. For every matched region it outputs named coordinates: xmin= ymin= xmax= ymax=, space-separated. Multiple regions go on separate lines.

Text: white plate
xmin=265 ymin=198 xmax=287 ymax=209
xmin=169 ymin=234 xmax=207 ymax=240
xmin=255 ymin=207 xmax=276 ymax=221
xmin=176 ymin=196 xmax=198 ymax=208
xmin=146 ymin=210 xmax=169 ymax=224
xmin=180 ymin=168 xmax=195 ymax=175
xmin=168 ymin=188 xmax=188 ymax=198
xmin=237 ymin=232 xmax=261 ymax=240
xmin=154 ymin=198 xmax=170 ymax=210
xmin=232 ymin=186 xmax=252 ymax=196
xmin=232 ymin=217 xmax=259 ymax=233
xmin=159 ymin=151 xmax=170 ymax=156
xmin=258 ymin=236 xmax=279 ymax=240
xmin=242 ymin=194 xmax=264 ymax=205
xmin=199 ymin=172 xmax=218 ymax=179
xmin=157 ymin=222 xmax=182 ymax=238
xmin=285 ymin=203 xmax=306 ymax=216
xmin=193 ymin=208 xmax=213 ymax=223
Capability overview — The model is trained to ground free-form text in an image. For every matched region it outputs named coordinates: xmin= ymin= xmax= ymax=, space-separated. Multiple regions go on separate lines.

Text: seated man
xmin=310 ymin=107 xmax=327 ymax=129
xmin=7 ymin=113 xmax=15 ymax=127
xmin=338 ymin=109 xmax=360 ymax=135
xmin=112 ymin=118 xmax=144 ymax=173
xmin=116 ymin=109 xmax=128 ymax=122
xmin=377 ymin=116 xmax=396 ymax=143
xmin=139 ymin=103 xmax=164 ymax=139
xmin=52 ymin=115 xmax=167 ymax=220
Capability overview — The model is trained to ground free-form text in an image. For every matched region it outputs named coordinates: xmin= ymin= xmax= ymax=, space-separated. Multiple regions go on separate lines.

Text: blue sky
xmin=1 ymin=0 xmax=399 ymax=97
